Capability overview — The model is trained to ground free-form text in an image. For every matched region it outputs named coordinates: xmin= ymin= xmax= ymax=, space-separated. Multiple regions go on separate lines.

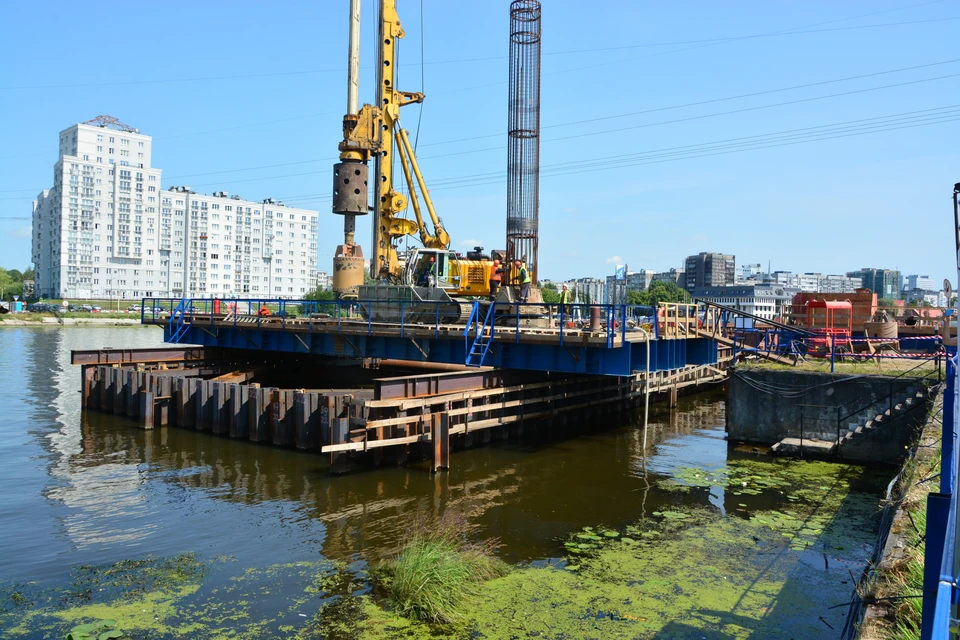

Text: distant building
xmin=904 ymin=275 xmax=936 ymax=292
xmin=314 ymin=270 xmax=332 ymax=291
xmin=572 ymin=277 xmax=604 ymax=305
xmin=684 ymin=252 xmax=735 ymax=292
xmin=605 ymin=269 xmax=656 ymax=305
xmin=736 ymin=263 xmax=762 ymax=283
xmin=651 ymin=268 xmax=686 ymax=289
xmin=903 ymin=288 xmax=940 ymax=307
xmin=692 ymin=284 xmax=797 ymax=320
xmin=32 ymin=118 xmax=319 ymax=299
xmin=846 ymin=268 xmax=903 ymax=300
xmin=819 ymin=274 xmax=862 ymax=294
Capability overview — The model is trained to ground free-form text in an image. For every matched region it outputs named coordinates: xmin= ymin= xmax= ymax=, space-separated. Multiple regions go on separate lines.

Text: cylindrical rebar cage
xmin=506 ymin=0 xmax=541 ymax=283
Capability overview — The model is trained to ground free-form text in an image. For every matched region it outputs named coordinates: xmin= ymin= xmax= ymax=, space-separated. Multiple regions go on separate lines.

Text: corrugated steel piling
xmin=72 ymin=344 xmax=731 ymax=475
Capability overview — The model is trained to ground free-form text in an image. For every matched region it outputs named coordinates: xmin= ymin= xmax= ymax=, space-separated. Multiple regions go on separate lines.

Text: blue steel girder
xmin=166 ymin=325 xmax=718 ymax=377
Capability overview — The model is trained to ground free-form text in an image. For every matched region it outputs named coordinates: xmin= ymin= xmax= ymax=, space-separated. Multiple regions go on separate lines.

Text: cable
xmin=271 ymin=108 xmax=960 ymax=205
xmin=3 ymin=15 xmax=956 ymax=92
xmin=419 ymin=58 xmax=960 ymax=147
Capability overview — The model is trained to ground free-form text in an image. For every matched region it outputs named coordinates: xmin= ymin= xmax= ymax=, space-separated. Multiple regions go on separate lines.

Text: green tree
xmin=540 ymin=282 xmax=560 ymax=304
xmin=878 ymin=298 xmax=896 ymax=308
xmin=305 ymin=286 xmax=337 ymax=302
xmin=626 ymin=281 xmax=689 ymax=306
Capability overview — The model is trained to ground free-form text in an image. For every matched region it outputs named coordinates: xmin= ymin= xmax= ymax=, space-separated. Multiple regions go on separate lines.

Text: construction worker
xmin=515 ymin=260 xmax=531 ymax=303
xmin=489 ymin=259 xmax=503 ymax=300
xmin=258 ymin=305 xmax=271 ymax=317
xmin=559 ymin=284 xmax=570 ymax=317
xmin=417 ymin=256 xmax=436 ymax=287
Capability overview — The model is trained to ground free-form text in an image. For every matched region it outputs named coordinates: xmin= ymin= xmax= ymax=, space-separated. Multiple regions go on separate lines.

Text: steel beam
xmin=71 ymin=346 xmax=220 ymax=366
xmin=375 ymin=369 xmax=506 ymax=400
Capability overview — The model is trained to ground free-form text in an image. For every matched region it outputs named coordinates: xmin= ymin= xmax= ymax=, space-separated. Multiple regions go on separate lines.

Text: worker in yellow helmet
xmin=559 ymin=284 xmax=570 ymax=317
xmin=515 ymin=259 xmax=531 ymax=303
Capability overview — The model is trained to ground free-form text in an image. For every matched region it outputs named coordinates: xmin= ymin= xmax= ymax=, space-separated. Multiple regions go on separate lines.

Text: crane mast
xmin=331 ymin=0 xmax=446 ymax=294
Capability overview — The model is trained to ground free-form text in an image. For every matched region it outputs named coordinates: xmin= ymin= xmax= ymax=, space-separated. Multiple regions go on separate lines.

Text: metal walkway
xmin=141 ymin=298 xmax=720 ymax=377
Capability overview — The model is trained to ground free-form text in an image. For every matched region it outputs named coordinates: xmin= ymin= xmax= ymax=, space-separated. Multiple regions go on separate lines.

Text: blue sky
xmin=1 ymin=1 xmax=958 ymax=285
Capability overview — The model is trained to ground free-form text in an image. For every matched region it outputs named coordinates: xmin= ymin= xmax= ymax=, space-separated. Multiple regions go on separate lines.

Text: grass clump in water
xmin=378 ymin=510 xmax=508 ymax=625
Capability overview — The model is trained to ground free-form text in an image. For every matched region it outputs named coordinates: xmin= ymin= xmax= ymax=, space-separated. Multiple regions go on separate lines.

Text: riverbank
xmin=0 ymin=317 xmax=145 ymax=327
xmin=858 ymin=389 xmax=942 ymax=639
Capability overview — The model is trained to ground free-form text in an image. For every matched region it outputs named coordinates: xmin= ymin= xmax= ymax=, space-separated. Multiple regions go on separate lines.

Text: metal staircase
xmin=464 ymin=301 xmax=496 ymax=367
xmin=168 ymin=299 xmax=190 ymax=343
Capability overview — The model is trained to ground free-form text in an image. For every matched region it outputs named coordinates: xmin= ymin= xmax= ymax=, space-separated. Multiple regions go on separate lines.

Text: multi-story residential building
xmin=819 ymin=274 xmax=862 ymax=293
xmin=32 ymin=117 xmax=163 ymax=299
xmin=32 ymin=117 xmax=319 ymax=300
xmin=606 ymin=269 xmax=657 ymax=305
xmin=573 ymin=277 xmax=604 ymax=305
xmin=846 ymin=268 xmax=903 ymax=300
xmin=651 ymin=268 xmax=686 ymax=289
xmin=315 ymin=270 xmax=332 ymax=291
xmin=904 ymin=274 xmax=936 ymax=292
xmin=684 ymin=252 xmax=735 ymax=292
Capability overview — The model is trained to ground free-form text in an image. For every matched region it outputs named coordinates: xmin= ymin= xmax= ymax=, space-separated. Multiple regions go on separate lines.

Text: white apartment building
xmin=32 ymin=118 xmax=163 ymax=299
xmin=32 ymin=117 xmax=319 ymax=300
xmin=163 ymin=188 xmax=318 ymax=298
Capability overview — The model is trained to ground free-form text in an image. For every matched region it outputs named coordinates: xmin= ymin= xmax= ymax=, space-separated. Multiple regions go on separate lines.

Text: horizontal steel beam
xmin=375 ymin=368 xmax=506 ymax=401
xmin=71 ymin=346 xmax=220 ymax=366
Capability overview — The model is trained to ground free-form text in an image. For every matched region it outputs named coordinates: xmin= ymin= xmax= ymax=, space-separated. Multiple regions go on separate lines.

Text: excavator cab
xmin=404 ymin=248 xmax=460 ymax=290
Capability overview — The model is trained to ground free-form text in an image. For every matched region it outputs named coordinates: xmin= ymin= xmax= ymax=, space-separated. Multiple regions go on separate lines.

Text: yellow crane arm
xmin=395 ymin=128 xmax=450 ymax=249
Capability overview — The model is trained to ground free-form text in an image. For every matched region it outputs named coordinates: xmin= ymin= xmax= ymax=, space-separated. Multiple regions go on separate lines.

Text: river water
xmin=0 ymin=327 xmax=892 ymax=639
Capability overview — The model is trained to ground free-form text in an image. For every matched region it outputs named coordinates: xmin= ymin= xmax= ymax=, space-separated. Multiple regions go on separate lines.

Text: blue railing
xmin=139 ymin=297 xmax=675 ymax=349
xmin=922 ymin=352 xmax=959 ymax=639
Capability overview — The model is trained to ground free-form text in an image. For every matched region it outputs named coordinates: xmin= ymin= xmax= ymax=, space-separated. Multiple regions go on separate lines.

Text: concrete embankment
xmin=727 ymin=367 xmax=934 ymax=463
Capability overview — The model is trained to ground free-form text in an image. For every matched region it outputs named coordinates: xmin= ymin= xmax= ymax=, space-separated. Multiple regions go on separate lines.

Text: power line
xmin=2 ymin=15 xmax=956 ymax=91
xmin=419 ymin=58 xmax=960 ymax=147
xmin=271 ymin=106 xmax=960 ymax=205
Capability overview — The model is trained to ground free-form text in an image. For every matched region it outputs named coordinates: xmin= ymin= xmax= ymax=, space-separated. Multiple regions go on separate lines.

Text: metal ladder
xmin=465 ymin=301 xmax=496 ymax=367
xmin=167 ymin=299 xmax=190 ymax=343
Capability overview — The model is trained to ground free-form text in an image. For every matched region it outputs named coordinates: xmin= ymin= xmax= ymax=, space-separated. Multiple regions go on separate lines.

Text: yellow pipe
xmin=398 ymin=128 xmax=450 ymax=248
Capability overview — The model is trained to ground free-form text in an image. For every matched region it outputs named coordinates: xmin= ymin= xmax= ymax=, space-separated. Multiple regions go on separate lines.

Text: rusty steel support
xmin=375 ymin=368 xmax=506 ymax=400
xmin=71 ymin=346 xmax=219 ymax=366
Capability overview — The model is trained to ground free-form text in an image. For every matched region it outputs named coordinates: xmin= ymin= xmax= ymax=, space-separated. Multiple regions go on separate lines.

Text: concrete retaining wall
xmin=727 ymin=369 xmax=926 ymax=463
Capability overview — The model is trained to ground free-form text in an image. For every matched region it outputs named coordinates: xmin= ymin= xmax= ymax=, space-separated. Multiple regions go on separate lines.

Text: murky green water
xmin=0 ymin=327 xmax=891 ymax=639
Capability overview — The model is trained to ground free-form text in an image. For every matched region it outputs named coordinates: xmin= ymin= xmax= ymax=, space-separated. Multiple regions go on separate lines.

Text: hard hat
xmin=562 ymin=284 xmax=568 ymax=289
xmin=514 ymin=260 xmax=521 ymax=266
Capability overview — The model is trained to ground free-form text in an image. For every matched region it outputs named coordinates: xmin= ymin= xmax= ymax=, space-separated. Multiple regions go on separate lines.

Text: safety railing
xmin=140 ymin=297 xmax=707 ymax=349
xmin=921 ymin=352 xmax=959 ymax=638
xmin=727 ymin=324 xmax=945 ymax=371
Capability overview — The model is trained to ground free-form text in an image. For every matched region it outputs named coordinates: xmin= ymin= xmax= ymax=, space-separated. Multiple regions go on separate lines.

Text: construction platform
xmin=140 ymin=298 xmax=720 ymax=377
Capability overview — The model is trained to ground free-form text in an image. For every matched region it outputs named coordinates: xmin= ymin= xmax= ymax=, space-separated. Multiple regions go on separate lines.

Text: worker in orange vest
xmin=258 ymin=305 xmax=271 ymax=317
xmin=489 ymin=259 xmax=503 ymax=300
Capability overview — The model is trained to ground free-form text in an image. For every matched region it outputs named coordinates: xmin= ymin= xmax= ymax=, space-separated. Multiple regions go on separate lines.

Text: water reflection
xmin=68 ymin=388 xmax=728 ymax=564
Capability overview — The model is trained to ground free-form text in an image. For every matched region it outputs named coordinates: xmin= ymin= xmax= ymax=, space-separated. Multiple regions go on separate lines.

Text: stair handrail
xmin=837 ymin=354 xmax=942 ymax=426
xmin=475 ymin=302 xmax=497 ymax=364
xmin=464 ymin=300 xmax=480 ymax=359
xmin=168 ymin=298 xmax=189 ymax=343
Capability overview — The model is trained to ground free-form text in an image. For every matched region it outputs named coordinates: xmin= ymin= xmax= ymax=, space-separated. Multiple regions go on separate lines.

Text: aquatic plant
xmin=378 ymin=510 xmax=508 ymax=624
xmin=65 ymin=619 xmax=124 ymax=640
